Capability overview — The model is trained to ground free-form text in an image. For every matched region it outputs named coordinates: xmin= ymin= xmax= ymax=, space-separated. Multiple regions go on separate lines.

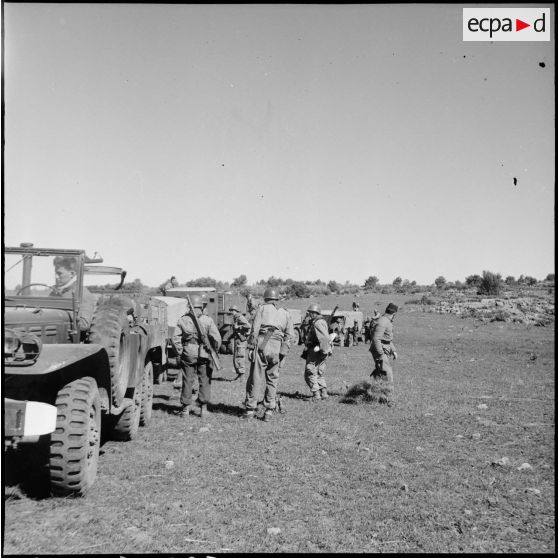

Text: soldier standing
xmin=369 ymin=303 xmax=398 ymax=404
xmin=172 ymin=295 xmax=221 ymax=418
xmin=303 ymin=303 xmax=331 ymax=402
xmin=352 ymin=320 xmax=360 ymax=346
xmin=229 ymin=305 xmax=251 ymax=379
xmin=242 ymin=287 xmax=294 ymax=422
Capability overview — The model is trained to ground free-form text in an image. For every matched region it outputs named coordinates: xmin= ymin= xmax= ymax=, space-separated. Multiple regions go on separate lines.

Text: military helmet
xmin=307 ymin=303 xmax=321 ymax=314
xmin=191 ymin=295 xmax=203 ymax=308
xmin=263 ymin=287 xmax=279 ymax=301
xmin=229 ymin=305 xmax=239 ymax=312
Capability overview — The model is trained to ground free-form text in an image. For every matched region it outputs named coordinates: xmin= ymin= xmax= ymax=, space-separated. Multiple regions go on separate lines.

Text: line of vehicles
xmin=3 ymin=243 xmax=362 ymax=497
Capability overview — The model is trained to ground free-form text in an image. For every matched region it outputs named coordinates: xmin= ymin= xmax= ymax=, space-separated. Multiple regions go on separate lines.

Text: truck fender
xmin=128 ymin=328 xmax=148 ymax=390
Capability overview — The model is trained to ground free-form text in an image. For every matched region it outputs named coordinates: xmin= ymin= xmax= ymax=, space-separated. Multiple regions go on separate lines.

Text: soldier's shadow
xmin=278 ymin=390 xmax=308 ymax=401
xmin=207 ymin=402 xmax=244 ymax=417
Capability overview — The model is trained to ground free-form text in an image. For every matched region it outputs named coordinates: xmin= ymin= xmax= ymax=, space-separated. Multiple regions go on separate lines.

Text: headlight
xmin=4 ymin=329 xmax=42 ymax=365
xmin=4 ymin=329 xmax=21 ymax=355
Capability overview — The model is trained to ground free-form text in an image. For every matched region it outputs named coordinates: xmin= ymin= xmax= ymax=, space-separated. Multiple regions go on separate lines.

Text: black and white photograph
xmin=2 ymin=3 xmax=554 ymax=554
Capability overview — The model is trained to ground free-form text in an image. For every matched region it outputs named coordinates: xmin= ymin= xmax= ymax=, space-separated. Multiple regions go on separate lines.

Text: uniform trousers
xmin=304 ymin=351 xmax=328 ymax=393
xmin=233 ymin=339 xmax=248 ymax=375
xmin=180 ymin=356 xmax=213 ymax=407
xmin=245 ymin=351 xmax=280 ymax=411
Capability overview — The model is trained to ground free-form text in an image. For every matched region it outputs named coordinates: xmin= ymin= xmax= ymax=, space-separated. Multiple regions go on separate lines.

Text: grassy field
xmin=3 ymin=293 xmax=555 ymax=554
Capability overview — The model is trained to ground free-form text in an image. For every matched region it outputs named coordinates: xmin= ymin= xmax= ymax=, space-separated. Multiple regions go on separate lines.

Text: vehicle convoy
xmin=3 ymin=243 xmax=175 ymax=497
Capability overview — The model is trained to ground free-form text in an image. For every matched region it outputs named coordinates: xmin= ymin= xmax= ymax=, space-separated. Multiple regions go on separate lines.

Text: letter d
xmin=534 ymin=13 xmax=546 ymax=32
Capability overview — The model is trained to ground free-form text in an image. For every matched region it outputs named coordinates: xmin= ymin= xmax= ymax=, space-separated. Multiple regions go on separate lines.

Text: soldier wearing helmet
xmin=303 ymin=303 xmax=332 ymax=401
xmin=229 ymin=304 xmax=251 ymax=378
xmin=201 ymin=292 xmax=209 ymax=314
xmin=172 ymin=294 xmax=222 ymax=418
xmin=241 ymin=286 xmax=294 ymax=422
xmin=369 ymin=303 xmax=398 ymax=405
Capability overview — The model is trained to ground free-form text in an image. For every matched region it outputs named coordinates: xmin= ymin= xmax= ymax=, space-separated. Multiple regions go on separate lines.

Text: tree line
xmin=99 ymin=271 xmax=553 ymax=299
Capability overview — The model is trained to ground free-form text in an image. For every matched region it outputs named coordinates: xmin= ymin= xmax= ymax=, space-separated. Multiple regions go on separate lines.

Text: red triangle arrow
xmin=516 ymin=19 xmax=530 ymax=31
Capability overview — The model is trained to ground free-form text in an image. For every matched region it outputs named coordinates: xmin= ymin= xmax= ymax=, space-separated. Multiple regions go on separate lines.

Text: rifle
xmin=185 ymin=295 xmax=222 ymax=371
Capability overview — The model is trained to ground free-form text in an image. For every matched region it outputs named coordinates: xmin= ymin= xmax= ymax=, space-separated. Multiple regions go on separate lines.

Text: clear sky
xmin=2 ymin=3 xmax=554 ymax=286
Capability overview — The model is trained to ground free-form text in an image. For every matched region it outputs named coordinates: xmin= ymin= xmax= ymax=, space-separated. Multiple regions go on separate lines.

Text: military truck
xmin=286 ymin=308 xmax=304 ymax=345
xmin=165 ymin=287 xmax=248 ymax=354
xmin=3 ymin=243 xmax=172 ymax=496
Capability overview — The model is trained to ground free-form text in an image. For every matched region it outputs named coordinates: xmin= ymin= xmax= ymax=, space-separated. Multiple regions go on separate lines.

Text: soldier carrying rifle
xmin=241 ymin=287 xmax=294 ymax=422
xmin=172 ymin=295 xmax=221 ymax=418
xmin=229 ymin=305 xmax=251 ymax=379
xmin=302 ymin=303 xmax=332 ymax=402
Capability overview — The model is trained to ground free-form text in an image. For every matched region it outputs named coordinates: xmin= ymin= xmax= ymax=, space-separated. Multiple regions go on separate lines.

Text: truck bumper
xmin=4 ymin=398 xmax=57 ymax=444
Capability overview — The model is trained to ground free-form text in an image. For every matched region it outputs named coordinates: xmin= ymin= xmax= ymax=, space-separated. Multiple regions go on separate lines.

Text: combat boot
xmin=263 ymin=409 xmax=273 ymax=422
xmin=199 ymin=404 xmax=207 ymax=418
xmin=178 ymin=405 xmax=191 ymax=418
xmin=240 ymin=410 xmax=254 ymax=420
xmin=320 ymin=388 xmax=329 ymax=400
xmin=311 ymin=391 xmax=321 ymax=402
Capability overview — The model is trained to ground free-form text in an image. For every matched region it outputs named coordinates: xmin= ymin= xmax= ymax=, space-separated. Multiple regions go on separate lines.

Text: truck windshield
xmin=4 ymin=253 xmax=76 ymax=297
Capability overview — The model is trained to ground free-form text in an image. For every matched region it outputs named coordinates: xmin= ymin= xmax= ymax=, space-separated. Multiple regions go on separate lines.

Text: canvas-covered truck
xmin=3 ymin=243 xmax=172 ymax=497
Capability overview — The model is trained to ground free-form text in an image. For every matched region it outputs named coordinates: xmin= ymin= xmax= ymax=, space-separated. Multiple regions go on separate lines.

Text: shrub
xmin=489 ymin=309 xmax=510 ymax=322
xmin=363 ymin=276 xmax=379 ymax=290
xmin=287 ymin=281 xmax=311 ymax=298
xmin=466 ymin=274 xmax=482 ymax=288
xmin=477 ymin=270 xmax=502 ymax=296
xmin=327 ymin=280 xmax=340 ymax=293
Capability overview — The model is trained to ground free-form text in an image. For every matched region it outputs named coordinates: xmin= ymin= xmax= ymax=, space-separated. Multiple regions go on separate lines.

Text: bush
xmin=287 ymin=281 xmax=311 ymax=298
xmin=477 ymin=271 xmax=502 ymax=296
xmin=489 ymin=309 xmax=510 ymax=322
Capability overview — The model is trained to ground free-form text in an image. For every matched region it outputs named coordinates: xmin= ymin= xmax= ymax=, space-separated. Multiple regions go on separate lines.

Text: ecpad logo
xmin=463 ymin=8 xmax=550 ymax=41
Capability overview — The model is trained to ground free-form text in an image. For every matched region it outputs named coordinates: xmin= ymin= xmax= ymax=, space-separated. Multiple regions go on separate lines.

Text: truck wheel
xmin=140 ymin=361 xmax=154 ymax=427
xmin=292 ymin=328 xmax=300 ymax=346
xmin=49 ymin=377 xmax=101 ymax=497
xmin=89 ymin=301 xmax=132 ymax=405
xmin=112 ymin=382 xmax=143 ymax=441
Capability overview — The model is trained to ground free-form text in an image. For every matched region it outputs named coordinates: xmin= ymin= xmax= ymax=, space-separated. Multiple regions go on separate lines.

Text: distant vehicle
xmin=321 ymin=309 xmax=364 ymax=346
xmin=286 ymin=308 xmax=304 ymax=345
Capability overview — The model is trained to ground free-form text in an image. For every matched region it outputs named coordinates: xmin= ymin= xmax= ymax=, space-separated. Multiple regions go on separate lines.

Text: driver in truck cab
xmin=52 ymin=256 xmax=97 ymax=332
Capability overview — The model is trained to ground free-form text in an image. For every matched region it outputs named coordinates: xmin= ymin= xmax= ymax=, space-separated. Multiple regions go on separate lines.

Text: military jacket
xmin=371 ymin=315 xmax=395 ymax=355
xmin=232 ymin=313 xmax=251 ymax=341
xmin=248 ymin=302 xmax=294 ymax=356
xmin=305 ymin=316 xmax=331 ymax=354
xmin=173 ymin=311 xmax=221 ymax=361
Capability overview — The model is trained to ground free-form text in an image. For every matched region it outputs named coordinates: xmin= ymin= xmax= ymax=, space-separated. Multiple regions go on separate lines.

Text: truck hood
xmin=4 ymin=306 xmax=72 ymax=344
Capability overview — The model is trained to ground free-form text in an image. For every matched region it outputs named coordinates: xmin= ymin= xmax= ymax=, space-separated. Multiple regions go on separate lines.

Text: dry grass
xmin=3 ymin=293 xmax=555 ymax=554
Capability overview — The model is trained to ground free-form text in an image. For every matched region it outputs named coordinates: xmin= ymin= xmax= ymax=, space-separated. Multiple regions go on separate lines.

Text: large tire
xmin=49 ymin=377 xmax=101 ymax=497
xmin=112 ymin=382 xmax=142 ymax=441
xmin=140 ymin=361 xmax=154 ymax=427
xmin=89 ymin=300 xmax=133 ymax=406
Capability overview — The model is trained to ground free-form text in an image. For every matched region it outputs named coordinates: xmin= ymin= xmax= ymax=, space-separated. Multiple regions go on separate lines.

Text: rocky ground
xmin=406 ymin=288 xmax=554 ymax=326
